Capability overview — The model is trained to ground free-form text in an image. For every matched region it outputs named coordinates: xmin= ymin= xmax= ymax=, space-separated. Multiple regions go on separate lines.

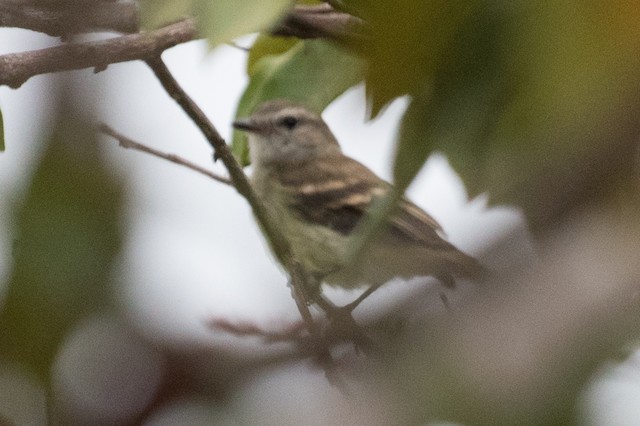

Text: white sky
xmin=0 ymin=29 xmax=637 ymax=423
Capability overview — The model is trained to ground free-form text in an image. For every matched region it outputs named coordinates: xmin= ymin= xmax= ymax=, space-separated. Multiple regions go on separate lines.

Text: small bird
xmin=233 ymin=99 xmax=482 ymax=303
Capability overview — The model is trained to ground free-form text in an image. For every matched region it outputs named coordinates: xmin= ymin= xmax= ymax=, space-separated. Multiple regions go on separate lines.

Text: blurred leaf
xmin=197 ymin=0 xmax=292 ymax=48
xmin=378 ymin=209 xmax=640 ymax=425
xmin=247 ymin=34 xmax=298 ymax=77
xmin=393 ymin=5 xmax=510 ymax=194
xmin=343 ymin=0 xmax=477 ymax=117
xmin=232 ymin=39 xmax=364 ymax=164
xmin=377 ymin=1 xmax=640 ymax=225
xmin=480 ymin=1 xmax=640 ymax=215
xmin=0 ymin=108 xmax=4 ymax=152
xmin=140 ymin=0 xmax=291 ymax=48
xmin=0 ymin=115 xmax=124 ymax=379
xmin=139 ymin=0 xmax=193 ymax=29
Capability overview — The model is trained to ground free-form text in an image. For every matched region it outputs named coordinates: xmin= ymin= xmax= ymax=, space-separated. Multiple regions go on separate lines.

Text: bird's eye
xmin=278 ymin=116 xmax=298 ymax=130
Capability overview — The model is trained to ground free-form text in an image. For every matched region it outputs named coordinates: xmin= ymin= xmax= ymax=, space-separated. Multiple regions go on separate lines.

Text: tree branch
xmin=143 ymin=56 xmax=329 ymax=354
xmin=98 ymin=123 xmax=231 ymax=186
xmin=0 ymin=1 xmax=139 ymax=37
xmin=273 ymin=3 xmax=365 ymax=46
xmin=0 ymin=5 xmax=365 ymax=89
xmin=0 ymin=18 xmax=198 ymax=88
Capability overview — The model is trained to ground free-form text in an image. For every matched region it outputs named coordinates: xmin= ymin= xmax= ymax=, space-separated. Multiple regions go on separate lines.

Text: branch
xmin=143 ymin=56 xmax=328 ymax=350
xmin=0 ymin=1 xmax=139 ymax=36
xmin=0 ymin=18 xmax=198 ymax=88
xmin=210 ymin=313 xmax=374 ymax=352
xmin=98 ymin=123 xmax=231 ymax=186
xmin=273 ymin=4 xmax=365 ymax=46
xmin=0 ymin=4 xmax=365 ymax=89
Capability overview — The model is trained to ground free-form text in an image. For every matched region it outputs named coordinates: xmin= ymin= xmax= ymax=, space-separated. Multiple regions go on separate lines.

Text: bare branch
xmin=273 ymin=4 xmax=366 ymax=46
xmin=143 ymin=56 xmax=308 ymax=299
xmin=0 ymin=4 xmax=365 ymax=89
xmin=98 ymin=123 xmax=232 ymax=186
xmin=0 ymin=1 xmax=139 ymax=36
xmin=0 ymin=19 xmax=198 ymax=88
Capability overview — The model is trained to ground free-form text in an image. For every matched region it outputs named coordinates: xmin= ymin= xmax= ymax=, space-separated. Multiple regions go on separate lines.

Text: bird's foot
xmin=316 ymin=296 xmax=372 ymax=353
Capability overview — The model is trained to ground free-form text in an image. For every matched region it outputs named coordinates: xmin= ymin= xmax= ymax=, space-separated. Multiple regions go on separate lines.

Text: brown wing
xmin=389 ymin=198 xmax=455 ymax=250
xmin=278 ymin=154 xmax=380 ymax=235
xmin=278 ymin=154 xmax=453 ymax=250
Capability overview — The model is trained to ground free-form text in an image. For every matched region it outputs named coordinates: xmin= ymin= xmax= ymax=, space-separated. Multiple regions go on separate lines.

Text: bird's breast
xmin=251 ymin=169 xmax=349 ymax=277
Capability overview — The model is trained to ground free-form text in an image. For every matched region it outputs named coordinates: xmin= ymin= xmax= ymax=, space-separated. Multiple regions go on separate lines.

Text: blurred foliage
xmin=345 ymin=0 xmax=476 ymax=117
xmin=392 ymin=4 xmax=509 ymax=195
xmin=0 ymin=112 xmax=124 ymax=380
xmin=380 ymin=1 xmax=640 ymax=215
xmin=139 ymin=0 xmax=291 ymax=48
xmin=139 ymin=0 xmax=192 ymax=30
xmin=232 ymin=37 xmax=364 ymax=164
xmin=196 ymin=0 xmax=291 ymax=48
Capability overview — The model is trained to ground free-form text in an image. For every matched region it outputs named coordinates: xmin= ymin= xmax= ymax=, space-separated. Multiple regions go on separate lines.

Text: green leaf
xmin=140 ymin=0 xmax=292 ymax=48
xmin=197 ymin=0 xmax=292 ymax=48
xmin=0 ymin=108 xmax=4 ymax=152
xmin=139 ymin=0 xmax=193 ymax=30
xmin=247 ymin=34 xmax=298 ymax=77
xmin=232 ymin=38 xmax=365 ymax=165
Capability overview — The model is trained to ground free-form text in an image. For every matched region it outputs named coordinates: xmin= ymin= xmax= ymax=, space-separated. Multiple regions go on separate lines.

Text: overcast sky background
xmin=1 ymin=28 xmax=639 ymax=423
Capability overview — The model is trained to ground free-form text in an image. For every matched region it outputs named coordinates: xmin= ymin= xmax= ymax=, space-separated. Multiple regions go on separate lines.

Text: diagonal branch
xmin=142 ymin=56 xmax=331 ymax=358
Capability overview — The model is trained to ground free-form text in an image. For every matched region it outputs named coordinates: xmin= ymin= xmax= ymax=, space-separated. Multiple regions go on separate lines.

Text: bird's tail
xmin=437 ymin=249 xmax=486 ymax=287
xmin=457 ymin=250 xmax=486 ymax=280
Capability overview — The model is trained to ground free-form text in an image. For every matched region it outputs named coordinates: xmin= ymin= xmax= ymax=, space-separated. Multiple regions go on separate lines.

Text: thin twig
xmin=209 ymin=318 xmax=308 ymax=343
xmin=225 ymin=41 xmax=251 ymax=52
xmin=98 ymin=123 xmax=231 ymax=186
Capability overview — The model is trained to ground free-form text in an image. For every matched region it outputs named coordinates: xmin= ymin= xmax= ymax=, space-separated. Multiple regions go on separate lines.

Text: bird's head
xmin=233 ymin=100 xmax=341 ymax=166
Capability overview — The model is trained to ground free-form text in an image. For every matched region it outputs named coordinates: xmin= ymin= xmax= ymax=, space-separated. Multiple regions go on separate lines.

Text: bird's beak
xmin=232 ymin=118 xmax=261 ymax=133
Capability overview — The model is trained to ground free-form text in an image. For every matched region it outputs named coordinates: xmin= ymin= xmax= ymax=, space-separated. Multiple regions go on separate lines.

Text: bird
xmin=233 ymin=99 xmax=482 ymax=305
